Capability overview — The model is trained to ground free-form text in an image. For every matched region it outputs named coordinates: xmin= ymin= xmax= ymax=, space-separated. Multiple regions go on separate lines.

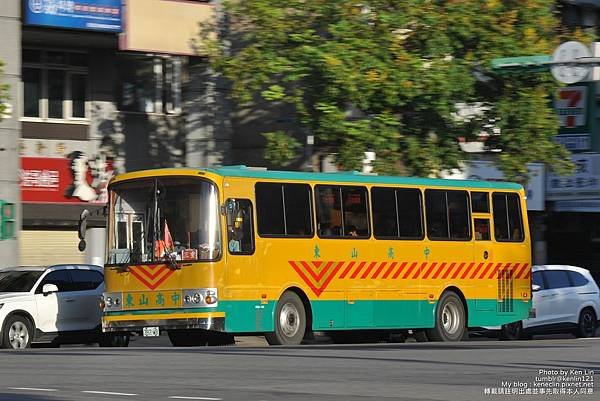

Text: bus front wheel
xmin=426 ymin=291 xmax=466 ymax=342
xmin=265 ymin=291 xmax=306 ymax=346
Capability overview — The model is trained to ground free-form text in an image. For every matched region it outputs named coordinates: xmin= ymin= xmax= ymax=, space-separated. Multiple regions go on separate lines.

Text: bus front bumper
xmin=102 ymin=312 xmax=225 ymax=333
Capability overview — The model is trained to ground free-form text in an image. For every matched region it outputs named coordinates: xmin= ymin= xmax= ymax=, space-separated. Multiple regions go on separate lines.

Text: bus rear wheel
xmin=426 ymin=291 xmax=466 ymax=342
xmin=265 ymin=291 xmax=306 ymax=346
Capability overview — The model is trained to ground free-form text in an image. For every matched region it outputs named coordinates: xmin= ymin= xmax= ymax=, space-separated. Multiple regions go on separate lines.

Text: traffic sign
xmin=551 ymin=41 xmax=592 ymax=84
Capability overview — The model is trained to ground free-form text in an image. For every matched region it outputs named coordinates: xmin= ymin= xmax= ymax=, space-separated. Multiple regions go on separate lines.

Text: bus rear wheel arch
xmin=265 ymin=290 xmax=308 ymax=346
xmin=426 ymin=290 xmax=467 ymax=342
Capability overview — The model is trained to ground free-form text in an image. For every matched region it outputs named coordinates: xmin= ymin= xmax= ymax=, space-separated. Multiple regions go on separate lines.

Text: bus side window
xmin=492 ymin=193 xmax=524 ymax=242
xmin=474 ymin=218 xmax=490 ymax=241
xmin=226 ymin=199 xmax=255 ymax=255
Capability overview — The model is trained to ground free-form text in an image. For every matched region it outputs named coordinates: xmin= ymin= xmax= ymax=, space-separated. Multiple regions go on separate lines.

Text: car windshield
xmin=107 ymin=177 xmax=221 ymax=264
xmin=0 ymin=270 xmax=44 ymax=292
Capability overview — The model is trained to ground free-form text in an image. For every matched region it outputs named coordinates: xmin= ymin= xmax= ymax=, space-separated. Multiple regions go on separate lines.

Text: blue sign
xmin=25 ymin=0 xmax=122 ymax=33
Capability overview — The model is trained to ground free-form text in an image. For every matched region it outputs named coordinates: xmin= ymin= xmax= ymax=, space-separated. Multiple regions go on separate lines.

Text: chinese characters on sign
xmin=20 ymin=153 xmax=113 ymax=204
xmin=546 ymin=154 xmax=600 ymax=201
xmin=25 ymin=0 xmax=122 ymax=32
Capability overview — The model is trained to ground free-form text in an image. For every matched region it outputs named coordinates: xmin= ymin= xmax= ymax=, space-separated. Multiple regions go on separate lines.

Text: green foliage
xmin=207 ymin=0 xmax=585 ymax=180
xmin=0 ymin=61 xmax=9 ymax=121
xmin=262 ymin=131 xmax=302 ymax=166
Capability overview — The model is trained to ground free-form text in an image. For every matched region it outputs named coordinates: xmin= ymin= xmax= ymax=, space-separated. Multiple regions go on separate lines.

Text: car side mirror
xmin=42 ymin=283 xmax=59 ymax=295
xmin=531 ymin=284 xmax=542 ymax=292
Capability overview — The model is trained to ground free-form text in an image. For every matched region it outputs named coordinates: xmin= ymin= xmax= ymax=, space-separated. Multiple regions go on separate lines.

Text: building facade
xmin=0 ymin=0 xmax=231 ymax=267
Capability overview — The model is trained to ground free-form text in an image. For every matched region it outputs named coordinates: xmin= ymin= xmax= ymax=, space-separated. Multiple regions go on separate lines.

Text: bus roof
xmin=110 ymin=165 xmax=523 ymax=191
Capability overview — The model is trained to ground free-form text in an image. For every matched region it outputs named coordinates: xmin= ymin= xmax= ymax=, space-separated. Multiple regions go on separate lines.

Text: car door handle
xmin=65 ymin=298 xmax=76 ymax=303
xmin=541 ymin=293 xmax=558 ymax=298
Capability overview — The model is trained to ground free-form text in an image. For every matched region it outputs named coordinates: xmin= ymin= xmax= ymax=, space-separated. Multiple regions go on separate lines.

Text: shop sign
xmin=556 ymin=86 xmax=587 ymax=129
xmin=546 ymin=154 xmax=600 ymax=201
xmin=442 ymin=161 xmax=545 ymax=211
xmin=25 ymin=0 xmax=122 ymax=33
xmin=554 ymin=134 xmax=591 ymax=151
xmin=20 ymin=153 xmax=113 ymax=204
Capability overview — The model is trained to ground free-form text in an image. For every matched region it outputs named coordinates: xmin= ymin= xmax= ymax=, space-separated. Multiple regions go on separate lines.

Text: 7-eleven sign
xmin=556 ymin=86 xmax=587 ymax=128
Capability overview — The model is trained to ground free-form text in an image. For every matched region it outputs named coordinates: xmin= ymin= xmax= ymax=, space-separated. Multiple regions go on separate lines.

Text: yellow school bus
xmin=97 ymin=165 xmax=532 ymax=346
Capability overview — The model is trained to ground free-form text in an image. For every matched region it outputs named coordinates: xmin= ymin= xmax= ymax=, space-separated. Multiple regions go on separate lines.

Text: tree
xmin=205 ymin=0 xmax=584 ymax=180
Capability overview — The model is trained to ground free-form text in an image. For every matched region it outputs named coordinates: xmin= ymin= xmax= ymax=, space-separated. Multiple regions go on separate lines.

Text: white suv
xmin=0 ymin=264 xmax=127 ymax=349
xmin=501 ymin=265 xmax=600 ymax=340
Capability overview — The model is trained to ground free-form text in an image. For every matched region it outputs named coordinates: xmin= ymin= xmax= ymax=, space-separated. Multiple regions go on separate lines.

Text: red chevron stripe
xmin=361 ymin=262 xmax=378 ymax=279
xmin=478 ymin=263 xmax=494 ymax=279
xmin=470 ymin=263 xmax=484 ymax=279
xmin=402 ymin=262 xmax=418 ymax=279
xmin=299 ymin=261 xmax=331 ymax=282
xmin=412 ymin=262 xmax=428 ymax=279
xmin=461 ymin=262 xmax=475 ymax=279
xmin=382 ymin=262 xmax=398 ymax=279
xmin=339 ymin=261 xmax=355 ymax=279
xmin=392 ymin=261 xmax=408 ymax=279
xmin=289 ymin=260 xmax=344 ymax=297
xmin=432 ymin=262 xmax=446 ymax=279
xmin=487 ymin=263 xmax=503 ymax=279
xmin=290 ymin=261 xmax=320 ymax=296
xmin=135 ymin=264 xmax=168 ymax=281
xmin=319 ymin=262 xmax=344 ymax=295
xmin=441 ymin=262 xmax=457 ymax=279
xmin=371 ymin=262 xmax=387 ymax=279
xmin=452 ymin=263 xmax=467 ymax=279
xmin=516 ymin=263 xmax=530 ymax=279
xmin=316 ymin=261 xmax=335 ymax=281
xmin=350 ymin=262 xmax=366 ymax=279
xmin=129 ymin=265 xmax=174 ymax=290
xmin=422 ymin=262 xmax=437 ymax=279
xmin=495 ymin=263 xmax=511 ymax=279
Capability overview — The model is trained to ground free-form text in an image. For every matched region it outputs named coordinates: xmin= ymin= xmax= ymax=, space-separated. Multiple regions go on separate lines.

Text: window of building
xmin=372 ymin=187 xmax=423 ymax=239
xmin=117 ymin=54 xmax=181 ymax=114
xmin=255 ymin=183 xmax=313 ymax=237
xmin=492 ymin=193 xmax=524 ymax=242
xmin=22 ymin=49 xmax=89 ymax=120
xmin=425 ymin=189 xmax=470 ymax=240
xmin=316 ymin=185 xmax=369 ymax=238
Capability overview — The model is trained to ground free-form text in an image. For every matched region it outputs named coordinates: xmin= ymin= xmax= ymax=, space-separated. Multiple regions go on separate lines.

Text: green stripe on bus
xmin=221 ymin=299 xmax=530 ymax=333
xmin=105 ymin=299 xmax=530 ymax=333
xmin=210 ymin=166 xmax=523 ymax=190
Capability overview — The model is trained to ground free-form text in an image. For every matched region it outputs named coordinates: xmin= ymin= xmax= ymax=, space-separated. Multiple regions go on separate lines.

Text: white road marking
xmin=9 ymin=387 xmax=58 ymax=392
xmin=168 ymin=397 xmax=222 ymax=400
xmin=82 ymin=390 xmax=138 ymax=396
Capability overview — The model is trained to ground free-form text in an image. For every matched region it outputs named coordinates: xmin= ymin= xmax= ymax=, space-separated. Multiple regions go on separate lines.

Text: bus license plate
xmin=143 ymin=327 xmax=160 ymax=337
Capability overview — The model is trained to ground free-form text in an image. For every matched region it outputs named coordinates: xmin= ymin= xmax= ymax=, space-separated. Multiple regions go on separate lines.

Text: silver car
xmin=501 ymin=265 xmax=600 ymax=340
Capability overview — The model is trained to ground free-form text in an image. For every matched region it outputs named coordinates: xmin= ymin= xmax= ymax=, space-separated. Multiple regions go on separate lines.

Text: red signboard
xmin=20 ymin=156 xmax=113 ymax=204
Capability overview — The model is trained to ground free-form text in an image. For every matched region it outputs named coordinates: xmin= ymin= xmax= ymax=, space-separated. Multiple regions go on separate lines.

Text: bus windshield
xmin=106 ymin=177 xmax=221 ymax=264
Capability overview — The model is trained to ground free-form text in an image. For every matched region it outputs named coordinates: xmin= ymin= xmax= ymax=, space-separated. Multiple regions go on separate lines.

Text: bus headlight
xmin=103 ymin=292 xmax=123 ymax=311
xmin=183 ymin=289 xmax=217 ymax=307
xmin=204 ymin=290 xmax=217 ymax=305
